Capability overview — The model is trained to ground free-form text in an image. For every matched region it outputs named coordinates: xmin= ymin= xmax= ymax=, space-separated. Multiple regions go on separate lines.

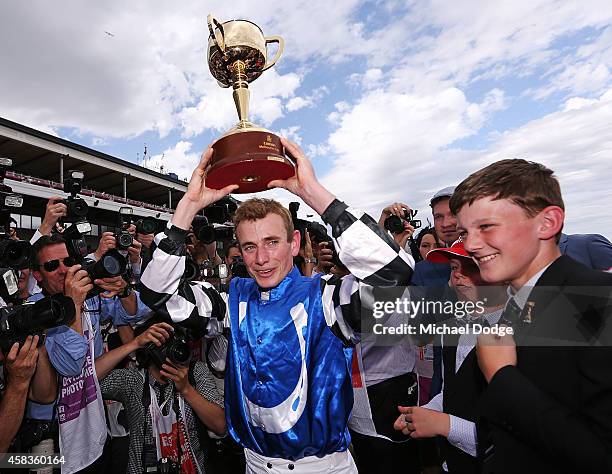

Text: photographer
xmin=26 ymin=233 xmax=150 ymax=473
xmin=99 ymin=318 xmax=225 ymax=474
xmin=187 ymin=226 xmax=223 ymax=267
xmin=0 ymin=335 xmax=57 ymax=455
xmin=224 ymin=239 xmax=241 ymax=268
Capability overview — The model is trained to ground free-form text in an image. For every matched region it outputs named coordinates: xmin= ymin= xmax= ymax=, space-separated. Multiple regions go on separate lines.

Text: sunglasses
xmin=39 ymin=256 xmax=77 ymax=272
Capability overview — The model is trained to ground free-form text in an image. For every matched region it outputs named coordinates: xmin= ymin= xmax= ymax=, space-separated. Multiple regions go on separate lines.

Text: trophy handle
xmin=207 ymin=14 xmax=226 ymax=53
xmin=262 ymin=36 xmax=284 ymax=71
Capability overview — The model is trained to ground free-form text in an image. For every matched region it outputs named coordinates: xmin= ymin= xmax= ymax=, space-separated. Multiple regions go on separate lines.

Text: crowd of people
xmin=1 ymin=136 xmax=612 ymax=474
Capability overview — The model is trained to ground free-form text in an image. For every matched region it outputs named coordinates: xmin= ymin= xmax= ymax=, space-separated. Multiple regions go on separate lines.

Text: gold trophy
xmin=206 ymin=14 xmax=294 ymax=193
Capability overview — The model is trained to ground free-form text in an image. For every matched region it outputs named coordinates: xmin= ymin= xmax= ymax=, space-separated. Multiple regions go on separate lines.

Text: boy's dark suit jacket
xmin=477 ymin=255 xmax=612 ymax=473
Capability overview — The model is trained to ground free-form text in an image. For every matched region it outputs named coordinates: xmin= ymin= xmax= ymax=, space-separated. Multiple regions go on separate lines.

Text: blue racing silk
xmin=225 ymin=267 xmax=354 ymax=461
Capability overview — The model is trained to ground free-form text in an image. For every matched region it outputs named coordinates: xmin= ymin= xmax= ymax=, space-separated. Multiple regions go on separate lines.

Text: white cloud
xmin=474 ymin=88 xmax=612 ymax=234
xmin=286 ymin=97 xmax=311 ymax=112
xmin=279 ymin=126 xmax=302 ymax=145
xmin=317 ymin=86 xmax=612 ymax=236
xmin=178 ymin=68 xmax=302 ymax=137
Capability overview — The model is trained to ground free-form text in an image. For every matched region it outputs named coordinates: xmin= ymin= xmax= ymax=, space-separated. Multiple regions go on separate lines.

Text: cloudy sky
xmin=1 ymin=0 xmax=611 ymax=236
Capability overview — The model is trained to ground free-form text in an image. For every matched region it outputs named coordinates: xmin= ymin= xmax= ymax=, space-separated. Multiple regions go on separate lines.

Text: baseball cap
xmin=426 ymin=239 xmax=469 ymax=264
xmin=430 ymin=186 xmax=456 ymax=207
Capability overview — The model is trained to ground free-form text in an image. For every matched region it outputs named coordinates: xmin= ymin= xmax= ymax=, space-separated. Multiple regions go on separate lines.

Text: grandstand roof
xmin=0 ymin=116 xmax=187 ymax=213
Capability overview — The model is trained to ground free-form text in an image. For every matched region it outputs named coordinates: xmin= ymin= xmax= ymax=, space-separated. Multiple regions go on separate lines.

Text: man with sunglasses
xmin=24 ymin=233 xmax=151 ymax=473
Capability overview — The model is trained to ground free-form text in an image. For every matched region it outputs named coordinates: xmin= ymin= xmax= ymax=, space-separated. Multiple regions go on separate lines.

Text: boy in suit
xmin=448 ymin=158 xmax=612 ymax=473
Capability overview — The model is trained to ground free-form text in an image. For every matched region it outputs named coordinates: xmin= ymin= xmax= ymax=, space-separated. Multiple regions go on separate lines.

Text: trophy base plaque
xmin=207 ymin=130 xmax=295 ymax=194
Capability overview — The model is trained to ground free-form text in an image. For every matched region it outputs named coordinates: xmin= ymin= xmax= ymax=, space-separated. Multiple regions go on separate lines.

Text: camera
xmin=82 ymin=249 xmax=127 ymax=281
xmin=0 ymin=294 xmax=76 ymax=354
xmin=230 ymin=255 xmax=249 ymax=278
xmin=115 ymin=207 xmax=134 ymax=250
xmin=0 ymin=238 xmax=31 ymax=270
xmin=135 ymin=217 xmax=157 ymax=235
xmin=192 ymin=216 xmax=215 ymax=244
xmin=203 ymin=199 xmax=237 ymax=224
xmin=59 ymin=171 xmax=89 ymax=223
xmin=183 ymin=254 xmax=200 ymax=281
xmin=62 ymin=220 xmax=92 ymax=262
xmin=143 ymin=325 xmax=191 ymax=369
xmin=64 ymin=231 xmax=127 ymax=298
xmin=192 ymin=216 xmax=235 ymax=245
xmin=0 ymin=158 xmax=33 ymax=301
xmin=384 ymin=208 xmax=422 ymax=234
xmin=183 ymin=255 xmax=230 ymax=282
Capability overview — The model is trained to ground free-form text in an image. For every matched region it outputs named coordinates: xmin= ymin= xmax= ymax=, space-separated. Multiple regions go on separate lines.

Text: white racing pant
xmin=245 ymin=448 xmax=357 ymax=474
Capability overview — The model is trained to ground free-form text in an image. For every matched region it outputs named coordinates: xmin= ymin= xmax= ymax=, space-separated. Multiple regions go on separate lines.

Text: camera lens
xmin=137 ymin=218 xmax=157 ymax=234
xmin=0 ymin=240 xmax=30 ymax=268
xmin=99 ymin=253 xmax=126 ymax=277
xmin=196 ymin=225 xmax=216 ymax=244
xmin=384 ymin=215 xmax=405 ymax=234
xmin=118 ymin=233 xmax=133 ymax=249
xmin=183 ymin=259 xmax=199 ymax=281
xmin=167 ymin=340 xmax=191 ymax=365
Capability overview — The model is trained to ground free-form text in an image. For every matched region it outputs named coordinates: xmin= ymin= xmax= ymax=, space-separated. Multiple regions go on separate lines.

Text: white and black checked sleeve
xmin=319 ymin=200 xmax=415 ymax=344
xmin=139 ymin=224 xmax=227 ymax=335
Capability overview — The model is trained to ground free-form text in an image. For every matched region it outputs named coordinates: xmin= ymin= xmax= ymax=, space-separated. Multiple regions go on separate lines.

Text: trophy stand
xmin=205 ymin=15 xmax=295 ymax=193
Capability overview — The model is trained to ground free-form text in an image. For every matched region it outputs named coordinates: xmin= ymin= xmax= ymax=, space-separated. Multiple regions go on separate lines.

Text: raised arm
xmin=140 ymin=146 xmax=233 ymax=325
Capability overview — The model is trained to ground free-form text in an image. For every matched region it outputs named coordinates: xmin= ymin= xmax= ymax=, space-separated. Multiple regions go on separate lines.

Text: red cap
xmin=426 ymin=239 xmax=470 ymax=264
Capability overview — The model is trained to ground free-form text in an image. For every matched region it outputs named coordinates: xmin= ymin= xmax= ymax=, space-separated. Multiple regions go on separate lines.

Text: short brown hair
xmin=449 ymin=159 xmax=565 ymax=217
xmin=32 ymin=234 xmax=67 ymax=267
xmin=233 ymin=198 xmax=294 ymax=241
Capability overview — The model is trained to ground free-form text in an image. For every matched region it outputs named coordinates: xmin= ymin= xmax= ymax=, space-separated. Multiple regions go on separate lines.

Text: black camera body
xmin=0 ymin=294 xmax=76 ymax=354
xmin=116 ymin=208 xmax=135 ymax=250
xmin=60 ymin=172 xmax=89 ymax=224
xmin=203 ymin=199 xmax=236 ymax=224
xmin=136 ymin=217 xmax=157 ymax=235
xmin=192 ymin=216 xmax=215 ymax=244
xmin=59 ymin=197 xmax=89 ymax=223
xmin=116 ymin=230 xmax=134 ymax=250
xmin=183 ymin=255 xmax=229 ymax=282
xmin=143 ymin=325 xmax=191 ymax=369
xmin=230 ymin=255 xmax=249 ymax=278
xmin=0 ymin=158 xmax=32 ymax=301
xmin=183 ymin=255 xmax=201 ymax=282
xmin=191 ymin=216 xmax=235 ymax=245
xmin=384 ymin=208 xmax=422 ymax=234
xmin=83 ymin=249 xmax=128 ymax=281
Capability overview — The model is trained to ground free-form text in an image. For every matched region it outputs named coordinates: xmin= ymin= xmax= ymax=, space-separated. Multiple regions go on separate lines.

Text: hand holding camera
xmin=126 ymin=237 xmax=142 ymax=264
xmin=160 ymin=360 xmax=190 ymax=395
xmin=3 ymin=335 xmax=39 ymax=390
xmin=94 ymin=232 xmax=117 ymax=260
xmin=379 ymin=202 xmax=411 ymax=221
xmin=133 ymin=322 xmax=174 ymax=350
xmin=380 ymin=202 xmax=422 ymax=238
xmin=40 ymin=197 xmax=68 ymax=236
xmin=94 ymin=275 xmax=127 ymax=298
xmin=63 ymin=265 xmax=93 ymax=310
